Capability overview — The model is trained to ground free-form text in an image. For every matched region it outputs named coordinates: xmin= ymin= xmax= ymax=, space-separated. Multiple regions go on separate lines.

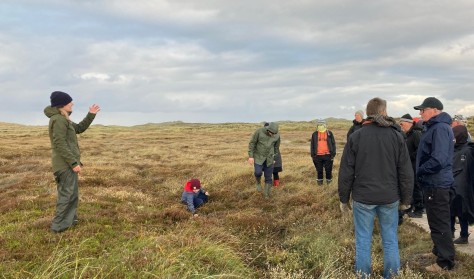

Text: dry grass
xmin=1 ymin=119 xmax=474 ymax=278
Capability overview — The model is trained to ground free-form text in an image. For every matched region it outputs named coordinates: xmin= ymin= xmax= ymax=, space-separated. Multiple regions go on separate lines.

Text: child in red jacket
xmin=181 ymin=179 xmax=209 ymax=216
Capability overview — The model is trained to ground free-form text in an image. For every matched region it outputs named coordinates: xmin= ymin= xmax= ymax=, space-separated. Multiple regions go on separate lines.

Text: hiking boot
xmin=454 ymin=236 xmax=469 ymax=245
xmin=264 ymin=184 xmax=272 ymax=199
xmin=425 ymin=263 xmax=445 ymax=272
xmin=407 ymin=211 xmax=423 ymax=218
xmin=317 ymin=179 xmax=323 ymax=186
xmin=273 ymin=179 xmax=279 ymax=187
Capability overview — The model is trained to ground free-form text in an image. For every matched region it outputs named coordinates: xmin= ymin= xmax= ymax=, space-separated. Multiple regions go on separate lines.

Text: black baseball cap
xmin=413 ymin=97 xmax=443 ymax=110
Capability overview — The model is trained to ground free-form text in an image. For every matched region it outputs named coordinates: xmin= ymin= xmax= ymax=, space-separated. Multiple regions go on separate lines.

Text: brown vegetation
xmin=1 ymin=119 xmax=474 ymax=278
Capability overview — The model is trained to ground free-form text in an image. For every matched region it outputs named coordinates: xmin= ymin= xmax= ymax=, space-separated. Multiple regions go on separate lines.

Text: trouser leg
xmin=323 ymin=155 xmax=333 ymax=181
xmin=424 ymin=187 xmax=455 ymax=269
xmin=51 ymin=169 xmax=78 ymax=232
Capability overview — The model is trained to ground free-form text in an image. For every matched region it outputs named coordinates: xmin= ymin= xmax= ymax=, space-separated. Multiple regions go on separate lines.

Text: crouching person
xmin=181 ymin=179 xmax=209 ymax=217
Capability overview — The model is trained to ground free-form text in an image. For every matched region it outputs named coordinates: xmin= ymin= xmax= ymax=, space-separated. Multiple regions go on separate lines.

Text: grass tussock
xmin=1 ymin=120 xmax=474 ymax=278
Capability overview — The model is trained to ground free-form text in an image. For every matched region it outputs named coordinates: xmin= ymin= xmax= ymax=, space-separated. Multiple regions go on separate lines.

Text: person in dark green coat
xmin=248 ymin=122 xmax=280 ymax=198
xmin=44 ymin=91 xmax=100 ymax=233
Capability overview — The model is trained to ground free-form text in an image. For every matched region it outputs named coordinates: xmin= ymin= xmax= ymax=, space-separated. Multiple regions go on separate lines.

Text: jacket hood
xmin=44 ymin=106 xmax=60 ymax=118
xmin=266 ymin=122 xmax=279 ymax=134
xmin=425 ymin=112 xmax=452 ymax=127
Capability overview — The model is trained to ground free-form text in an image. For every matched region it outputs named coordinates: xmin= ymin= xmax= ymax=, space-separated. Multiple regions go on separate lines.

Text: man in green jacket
xmin=248 ymin=122 xmax=280 ymax=198
xmin=44 ymin=91 xmax=100 ymax=233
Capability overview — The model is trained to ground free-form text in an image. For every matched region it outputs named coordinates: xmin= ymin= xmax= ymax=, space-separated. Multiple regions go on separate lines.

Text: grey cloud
xmin=1 ymin=0 xmax=474 ymax=125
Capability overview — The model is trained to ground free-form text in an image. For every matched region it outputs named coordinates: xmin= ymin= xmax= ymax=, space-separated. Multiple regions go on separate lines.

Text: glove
xmin=340 ymin=202 xmax=351 ymax=213
xmin=399 ymin=204 xmax=410 ymax=211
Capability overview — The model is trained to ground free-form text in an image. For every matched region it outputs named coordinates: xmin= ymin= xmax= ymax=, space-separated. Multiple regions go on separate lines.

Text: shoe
xmin=326 ymin=179 xmax=332 ymax=184
xmin=407 ymin=211 xmax=422 ymax=218
xmin=317 ymin=179 xmax=323 ymax=186
xmin=454 ymin=236 xmax=469 ymax=244
xmin=425 ymin=263 xmax=445 ymax=272
xmin=256 ymin=183 xmax=262 ymax=192
xmin=273 ymin=180 xmax=279 ymax=187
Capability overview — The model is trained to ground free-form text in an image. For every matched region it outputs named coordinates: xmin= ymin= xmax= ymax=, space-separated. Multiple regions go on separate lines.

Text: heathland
xmin=1 ymin=119 xmax=474 ymax=278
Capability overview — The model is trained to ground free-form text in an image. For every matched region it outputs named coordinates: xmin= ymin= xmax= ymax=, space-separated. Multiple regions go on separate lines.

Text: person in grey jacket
xmin=338 ymin=97 xmax=413 ymax=279
xmin=248 ymin=122 xmax=280 ymax=198
xmin=44 ymin=91 xmax=100 ymax=233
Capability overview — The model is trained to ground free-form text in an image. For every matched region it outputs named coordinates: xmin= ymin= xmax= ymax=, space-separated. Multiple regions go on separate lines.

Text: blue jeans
xmin=353 ymin=200 xmax=400 ymax=279
xmin=254 ymin=160 xmax=274 ymax=184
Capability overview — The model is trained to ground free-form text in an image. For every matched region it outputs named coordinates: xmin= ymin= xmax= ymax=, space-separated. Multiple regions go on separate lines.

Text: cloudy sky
xmin=1 ymin=0 xmax=474 ymax=125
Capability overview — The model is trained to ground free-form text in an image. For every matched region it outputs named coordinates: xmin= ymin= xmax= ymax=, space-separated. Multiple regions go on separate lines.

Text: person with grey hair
xmin=339 ymin=97 xmax=413 ymax=279
xmin=399 ymin=113 xmax=424 ymax=218
xmin=414 ymin=97 xmax=455 ymax=272
xmin=347 ymin=110 xmax=365 ymax=140
xmin=44 ymin=91 xmax=100 ymax=233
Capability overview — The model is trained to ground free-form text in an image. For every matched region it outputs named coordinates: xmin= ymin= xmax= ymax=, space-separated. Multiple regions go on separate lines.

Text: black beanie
xmin=50 ymin=91 xmax=73 ymax=107
xmin=400 ymin=113 xmax=413 ymax=123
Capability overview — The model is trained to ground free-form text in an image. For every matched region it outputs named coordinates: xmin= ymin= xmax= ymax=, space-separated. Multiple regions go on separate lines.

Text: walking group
xmin=44 ymin=91 xmax=474 ymax=278
xmin=339 ymin=97 xmax=474 ymax=278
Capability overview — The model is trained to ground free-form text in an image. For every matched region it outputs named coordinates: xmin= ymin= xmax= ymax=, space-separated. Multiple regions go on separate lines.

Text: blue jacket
xmin=181 ymin=189 xmax=208 ymax=214
xmin=416 ymin=112 xmax=454 ymax=188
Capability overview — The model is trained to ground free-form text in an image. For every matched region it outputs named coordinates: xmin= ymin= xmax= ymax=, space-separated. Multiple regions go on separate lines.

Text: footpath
xmin=408 ymin=214 xmax=474 ymax=255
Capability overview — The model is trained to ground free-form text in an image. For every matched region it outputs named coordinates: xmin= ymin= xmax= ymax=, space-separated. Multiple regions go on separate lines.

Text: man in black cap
xmin=44 ymin=91 xmax=100 ymax=233
xmin=399 ymin=113 xmax=424 ymax=218
xmin=414 ymin=97 xmax=455 ymax=272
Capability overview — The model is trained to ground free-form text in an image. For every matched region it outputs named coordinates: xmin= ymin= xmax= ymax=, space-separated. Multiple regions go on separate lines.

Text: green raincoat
xmin=248 ymin=122 xmax=280 ymax=167
xmin=44 ymin=106 xmax=96 ymax=173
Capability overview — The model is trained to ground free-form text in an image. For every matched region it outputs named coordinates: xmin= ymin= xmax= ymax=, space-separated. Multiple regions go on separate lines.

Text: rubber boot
xmin=264 ymin=183 xmax=272 ymax=199
xmin=273 ymin=179 xmax=279 ymax=187
xmin=255 ymin=177 xmax=262 ymax=192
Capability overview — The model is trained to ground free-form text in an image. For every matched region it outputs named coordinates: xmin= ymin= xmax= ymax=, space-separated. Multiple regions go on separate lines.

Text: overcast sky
xmin=1 ymin=0 xmax=473 ymax=126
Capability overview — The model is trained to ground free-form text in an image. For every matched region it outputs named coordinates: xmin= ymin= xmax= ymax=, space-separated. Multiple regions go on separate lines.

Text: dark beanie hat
xmin=189 ymin=179 xmax=201 ymax=190
xmin=453 ymin=125 xmax=468 ymax=145
xmin=50 ymin=91 xmax=73 ymax=107
xmin=400 ymin=114 xmax=413 ymax=123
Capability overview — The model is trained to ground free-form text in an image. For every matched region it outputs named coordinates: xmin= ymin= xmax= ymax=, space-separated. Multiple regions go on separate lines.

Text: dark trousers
xmin=254 ymin=161 xmax=274 ymax=184
xmin=312 ymin=154 xmax=333 ymax=180
xmin=451 ymin=196 xmax=469 ymax=237
xmin=424 ymin=187 xmax=455 ymax=269
xmin=273 ymin=172 xmax=279 ymax=180
xmin=412 ymin=181 xmax=424 ymax=212
xmin=194 ymin=191 xmax=209 ymax=209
